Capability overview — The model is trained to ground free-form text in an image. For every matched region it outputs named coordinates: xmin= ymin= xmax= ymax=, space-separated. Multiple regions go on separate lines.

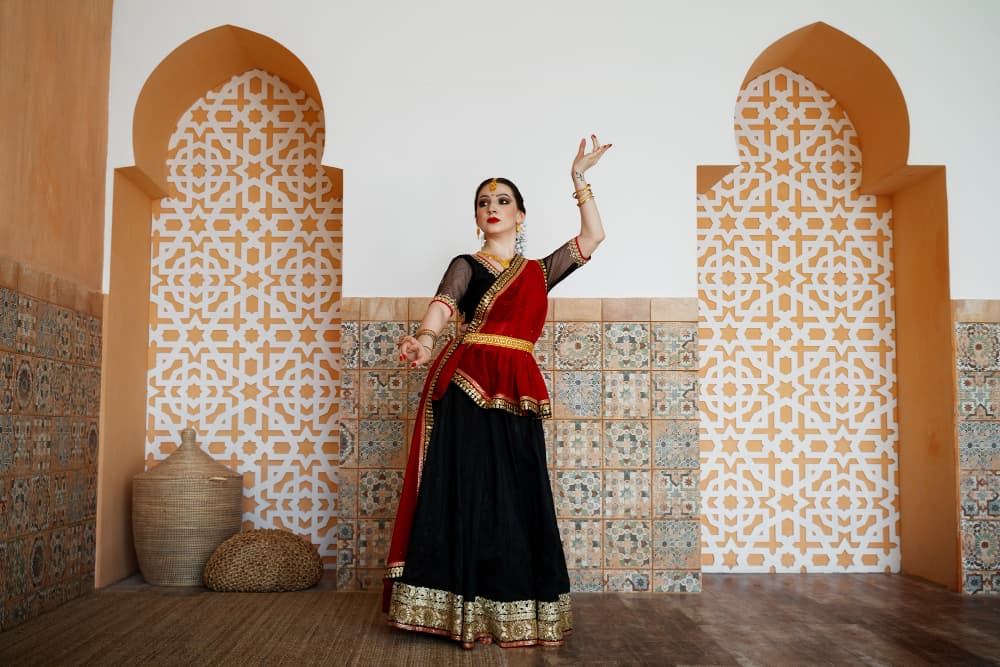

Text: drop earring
xmin=476 ymin=227 xmax=481 ymax=240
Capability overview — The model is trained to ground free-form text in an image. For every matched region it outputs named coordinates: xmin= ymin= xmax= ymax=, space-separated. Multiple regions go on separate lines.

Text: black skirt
xmin=388 ymin=385 xmax=572 ymax=647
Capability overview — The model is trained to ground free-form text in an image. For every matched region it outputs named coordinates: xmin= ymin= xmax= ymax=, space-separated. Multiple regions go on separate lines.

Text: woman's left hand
xmin=572 ymin=134 xmax=612 ymax=178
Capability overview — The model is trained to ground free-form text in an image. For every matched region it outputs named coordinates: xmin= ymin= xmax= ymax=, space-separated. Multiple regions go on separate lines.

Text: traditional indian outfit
xmin=383 ymin=238 xmax=590 ymax=648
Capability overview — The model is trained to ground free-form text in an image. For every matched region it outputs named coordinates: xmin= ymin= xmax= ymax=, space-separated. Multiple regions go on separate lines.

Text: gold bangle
xmin=414 ymin=328 xmax=438 ymax=341
xmin=572 ymin=184 xmax=592 ymax=198
xmin=576 ymin=192 xmax=595 ymax=207
xmin=420 ymin=343 xmax=432 ymax=352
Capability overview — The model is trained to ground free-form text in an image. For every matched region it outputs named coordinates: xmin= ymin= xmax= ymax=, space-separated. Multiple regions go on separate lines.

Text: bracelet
xmin=572 ymin=183 xmax=592 ymax=198
xmin=420 ymin=343 xmax=432 ymax=352
xmin=414 ymin=328 xmax=438 ymax=341
xmin=576 ymin=192 xmax=595 ymax=207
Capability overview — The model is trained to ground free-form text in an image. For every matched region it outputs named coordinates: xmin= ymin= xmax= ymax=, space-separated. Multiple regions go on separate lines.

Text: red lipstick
xmin=487 ymin=216 xmax=500 ymax=223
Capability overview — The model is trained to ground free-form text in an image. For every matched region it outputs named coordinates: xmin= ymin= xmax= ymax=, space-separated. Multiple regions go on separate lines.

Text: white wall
xmin=107 ymin=0 xmax=1000 ymax=299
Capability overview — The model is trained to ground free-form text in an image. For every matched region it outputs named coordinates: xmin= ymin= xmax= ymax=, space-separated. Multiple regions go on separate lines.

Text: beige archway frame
xmin=97 ymin=25 xmax=342 ymax=587
xmin=697 ymin=22 xmax=959 ymax=590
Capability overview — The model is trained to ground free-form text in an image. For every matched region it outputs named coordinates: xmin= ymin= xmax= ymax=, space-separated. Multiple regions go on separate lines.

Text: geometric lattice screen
xmin=147 ymin=69 xmax=342 ymax=566
xmin=698 ymin=67 xmax=900 ymax=572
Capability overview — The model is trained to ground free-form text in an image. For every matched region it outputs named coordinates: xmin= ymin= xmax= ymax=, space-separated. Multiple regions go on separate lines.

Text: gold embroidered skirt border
xmin=387 ymin=581 xmax=572 ymax=648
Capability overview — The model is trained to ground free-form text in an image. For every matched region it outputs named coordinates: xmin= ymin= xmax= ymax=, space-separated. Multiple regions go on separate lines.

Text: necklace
xmin=478 ymin=250 xmax=513 ymax=269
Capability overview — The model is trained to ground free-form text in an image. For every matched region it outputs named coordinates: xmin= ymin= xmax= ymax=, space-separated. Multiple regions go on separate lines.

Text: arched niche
xmin=697 ymin=22 xmax=958 ymax=589
xmin=97 ymin=25 xmax=341 ymax=587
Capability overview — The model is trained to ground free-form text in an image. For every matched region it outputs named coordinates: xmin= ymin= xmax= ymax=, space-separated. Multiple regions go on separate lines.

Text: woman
xmin=383 ymin=135 xmax=611 ymax=648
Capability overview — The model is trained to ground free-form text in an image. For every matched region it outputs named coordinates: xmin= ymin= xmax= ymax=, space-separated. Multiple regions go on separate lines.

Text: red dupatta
xmin=381 ymin=255 xmax=550 ymax=611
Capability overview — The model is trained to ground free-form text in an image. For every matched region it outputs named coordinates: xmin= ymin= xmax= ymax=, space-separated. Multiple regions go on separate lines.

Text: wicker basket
xmin=132 ymin=428 xmax=243 ymax=586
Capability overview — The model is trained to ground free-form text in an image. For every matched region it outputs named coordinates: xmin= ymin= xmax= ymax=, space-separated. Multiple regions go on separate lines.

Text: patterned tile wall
xmin=956 ymin=320 xmax=1000 ymax=595
xmin=337 ymin=297 xmax=701 ymax=593
xmin=0 ymin=285 xmax=102 ymax=630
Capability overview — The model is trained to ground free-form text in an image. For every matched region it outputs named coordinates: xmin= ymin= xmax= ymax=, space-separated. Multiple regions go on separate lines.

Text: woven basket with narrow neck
xmin=132 ymin=428 xmax=244 ymax=586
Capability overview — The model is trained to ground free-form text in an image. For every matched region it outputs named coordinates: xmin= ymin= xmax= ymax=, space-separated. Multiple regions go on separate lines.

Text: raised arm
xmin=571 ymin=134 xmax=611 ymax=258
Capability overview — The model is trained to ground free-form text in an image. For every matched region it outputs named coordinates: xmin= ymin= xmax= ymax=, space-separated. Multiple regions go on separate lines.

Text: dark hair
xmin=474 ymin=177 xmax=526 ymax=214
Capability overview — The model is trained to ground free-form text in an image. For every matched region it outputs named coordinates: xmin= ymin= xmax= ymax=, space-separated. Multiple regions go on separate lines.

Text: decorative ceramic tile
xmin=70 ymin=365 xmax=87 ymax=416
xmin=33 ymin=359 xmax=53 ymax=415
xmin=16 ymin=294 xmax=38 ymax=355
xmin=341 ymin=322 xmax=359 ymax=369
xmin=5 ymin=537 xmax=28 ymax=598
xmin=31 ymin=418 xmax=51 ymax=472
xmin=72 ymin=313 xmax=87 ymax=365
xmin=67 ymin=471 xmax=86 ymax=523
xmin=82 ymin=520 xmax=96 ymax=572
xmin=0 ymin=478 xmax=8 ymax=540
xmin=360 ymin=322 xmax=406 ymax=368
xmin=652 ymin=322 xmax=698 ymax=370
xmin=358 ymin=419 xmax=406 ymax=468
xmin=602 ymin=371 xmax=650 ymax=419
xmin=85 ymin=367 xmax=101 ymax=416
xmin=0 ymin=287 xmax=17 ymax=350
xmin=36 ymin=305 xmax=60 ymax=361
xmin=604 ymin=520 xmax=651 ymax=568
xmin=357 ymin=519 xmax=393 ymax=568
xmin=49 ymin=362 xmax=71 ymax=416
xmin=10 ymin=477 xmax=30 ymax=535
xmin=1 ymin=351 xmax=13 ymax=413
xmin=567 ymin=569 xmax=603 ymax=592
xmin=961 ymin=472 xmax=1000 ymax=518
xmin=964 ymin=570 xmax=1000 ymax=595
xmin=557 ymin=519 xmax=602 ymax=569
xmin=653 ymin=520 xmax=701 ymax=569
xmin=339 ymin=419 xmax=358 ymax=468
xmin=540 ymin=369 xmax=554 ymax=401
xmin=653 ymin=570 xmax=701 ymax=593
xmin=14 ymin=357 xmax=33 ymax=413
xmin=959 ymin=422 xmax=1000 ymax=470
xmin=603 ymin=323 xmax=650 ymax=370
xmin=0 ymin=415 xmax=12 ymax=473
xmin=962 ymin=519 xmax=1000 ymax=570
xmin=553 ymin=371 xmax=602 ymax=418
xmin=356 ymin=568 xmax=384 ymax=592
xmin=605 ymin=570 xmax=651 ymax=592
xmin=360 ymin=370 xmax=406 ymax=419
xmin=48 ymin=527 xmax=66 ymax=583
xmin=653 ymin=420 xmax=699 ymax=469
xmin=337 ymin=468 xmax=359 ymax=519
xmin=358 ymin=470 xmax=404 ymax=518
xmin=336 ymin=565 xmax=357 ymax=591
xmin=534 ymin=322 xmax=553 ymax=369
xmin=13 ymin=416 xmax=32 ymax=474
xmin=956 ymin=323 xmax=1000 ymax=371
xmin=30 ymin=534 xmax=47 ymax=590
xmin=28 ymin=475 xmax=49 ymax=533
xmin=338 ymin=371 xmax=359 ymax=419
xmin=958 ymin=372 xmax=1000 ymax=420
xmin=553 ymin=420 xmax=602 ymax=468
xmin=406 ymin=367 xmax=428 ymax=418
xmin=554 ymin=470 xmax=602 ymax=517
xmin=604 ymin=420 xmax=650 ymax=468
xmin=554 ymin=322 xmax=602 ymax=370
xmin=86 ymin=314 xmax=102 ymax=366
xmin=604 ymin=470 xmax=651 ymax=518
xmin=652 ymin=371 xmax=698 ymax=419
xmin=542 ymin=419 xmax=555 ymax=469
xmin=50 ymin=473 xmax=67 ymax=527
xmin=653 ymin=471 xmax=700 ymax=518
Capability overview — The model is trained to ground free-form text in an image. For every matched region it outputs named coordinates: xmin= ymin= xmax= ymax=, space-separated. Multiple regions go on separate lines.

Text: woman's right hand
xmin=398 ymin=335 xmax=432 ymax=367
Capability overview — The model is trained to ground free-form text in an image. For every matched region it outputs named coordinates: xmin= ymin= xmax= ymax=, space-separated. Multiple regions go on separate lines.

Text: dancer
xmin=383 ymin=135 xmax=611 ymax=648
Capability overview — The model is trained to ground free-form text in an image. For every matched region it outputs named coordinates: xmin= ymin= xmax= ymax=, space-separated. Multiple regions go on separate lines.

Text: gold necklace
xmin=478 ymin=250 xmax=513 ymax=269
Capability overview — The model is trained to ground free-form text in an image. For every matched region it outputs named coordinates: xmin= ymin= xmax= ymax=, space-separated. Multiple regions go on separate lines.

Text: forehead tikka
xmin=489 ymin=178 xmax=497 ymax=192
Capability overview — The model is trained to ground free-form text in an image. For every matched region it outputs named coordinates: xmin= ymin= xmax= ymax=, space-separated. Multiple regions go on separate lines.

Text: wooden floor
xmin=2 ymin=574 xmax=999 ymax=665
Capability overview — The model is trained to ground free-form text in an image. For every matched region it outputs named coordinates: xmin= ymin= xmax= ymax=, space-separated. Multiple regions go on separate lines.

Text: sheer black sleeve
xmin=540 ymin=237 xmax=592 ymax=292
xmin=431 ymin=256 xmax=474 ymax=318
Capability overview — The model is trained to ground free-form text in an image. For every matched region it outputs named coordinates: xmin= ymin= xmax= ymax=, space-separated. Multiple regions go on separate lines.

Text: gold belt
xmin=462 ymin=332 xmax=534 ymax=354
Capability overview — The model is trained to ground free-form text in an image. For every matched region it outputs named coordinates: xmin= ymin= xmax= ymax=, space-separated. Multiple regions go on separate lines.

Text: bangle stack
xmin=414 ymin=328 xmax=437 ymax=352
xmin=573 ymin=183 xmax=594 ymax=207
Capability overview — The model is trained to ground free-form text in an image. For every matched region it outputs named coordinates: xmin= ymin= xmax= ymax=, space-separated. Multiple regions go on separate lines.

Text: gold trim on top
xmin=452 ymin=372 xmax=552 ymax=419
xmin=463 ymin=332 xmax=534 ymax=354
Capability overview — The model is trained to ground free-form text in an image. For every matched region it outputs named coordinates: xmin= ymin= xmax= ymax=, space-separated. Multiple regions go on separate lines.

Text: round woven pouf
xmin=203 ymin=529 xmax=323 ymax=592
xmin=132 ymin=428 xmax=243 ymax=586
